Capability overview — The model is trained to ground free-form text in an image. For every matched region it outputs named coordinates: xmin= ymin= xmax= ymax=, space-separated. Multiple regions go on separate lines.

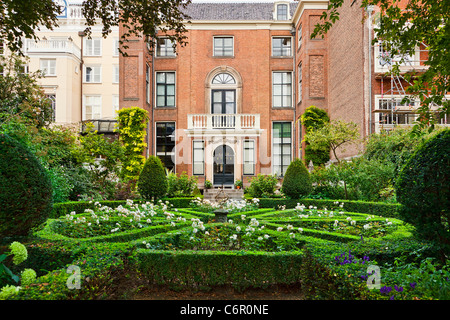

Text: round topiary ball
xmin=396 ymin=129 xmax=449 ymax=249
xmin=137 ymin=155 xmax=168 ymax=201
xmin=0 ymin=133 xmax=53 ymax=237
xmin=281 ymin=158 xmax=312 ymax=199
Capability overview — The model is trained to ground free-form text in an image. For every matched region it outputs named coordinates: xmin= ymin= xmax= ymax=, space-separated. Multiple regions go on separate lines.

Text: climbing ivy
xmin=117 ymin=107 xmax=149 ymax=181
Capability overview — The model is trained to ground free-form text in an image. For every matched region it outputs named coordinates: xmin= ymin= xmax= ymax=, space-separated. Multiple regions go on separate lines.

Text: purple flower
xmin=394 ymin=285 xmax=403 ymax=292
xmin=390 ymin=295 xmax=395 ymax=300
xmin=380 ymin=286 xmax=392 ymax=295
xmin=410 ymin=282 xmax=417 ymax=289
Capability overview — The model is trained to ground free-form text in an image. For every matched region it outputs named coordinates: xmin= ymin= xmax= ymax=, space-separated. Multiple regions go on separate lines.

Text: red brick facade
xmin=119 ymin=0 xmax=432 ymax=187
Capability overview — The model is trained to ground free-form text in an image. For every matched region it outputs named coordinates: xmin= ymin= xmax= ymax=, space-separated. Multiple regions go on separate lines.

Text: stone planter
xmin=214 ymin=209 xmax=229 ymax=223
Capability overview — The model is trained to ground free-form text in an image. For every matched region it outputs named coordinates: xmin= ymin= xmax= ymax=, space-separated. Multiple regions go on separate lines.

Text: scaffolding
xmin=373 ymin=40 xmax=437 ymax=132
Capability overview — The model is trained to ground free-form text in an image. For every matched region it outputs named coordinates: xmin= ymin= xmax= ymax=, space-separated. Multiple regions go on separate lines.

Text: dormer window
xmin=276 ymin=3 xmax=289 ymax=20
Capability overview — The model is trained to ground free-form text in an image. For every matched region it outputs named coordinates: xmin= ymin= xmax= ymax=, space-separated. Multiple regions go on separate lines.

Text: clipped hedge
xmin=134 ymin=249 xmax=304 ymax=291
xmin=257 ymin=198 xmax=400 ymax=218
xmin=51 ymin=197 xmax=199 ymax=218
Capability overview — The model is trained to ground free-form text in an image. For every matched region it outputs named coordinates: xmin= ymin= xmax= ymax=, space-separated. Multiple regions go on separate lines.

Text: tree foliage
xmin=312 ymin=0 xmax=450 ymax=132
xmin=301 ymin=106 xmax=331 ymax=166
xmin=1 ymin=0 xmax=192 ymax=56
xmin=0 ymin=54 xmax=53 ymax=128
xmin=138 ymin=155 xmax=168 ymax=201
xmin=306 ymin=120 xmax=360 ymax=164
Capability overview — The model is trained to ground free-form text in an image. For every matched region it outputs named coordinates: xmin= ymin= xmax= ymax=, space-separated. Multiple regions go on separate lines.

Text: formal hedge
xmin=134 ymin=249 xmax=304 ymax=291
xmin=0 ymin=133 xmax=53 ymax=237
xmin=257 ymin=198 xmax=400 ymax=218
xmin=396 ymin=129 xmax=450 ymax=251
xmin=137 ymin=155 xmax=168 ymax=200
xmin=281 ymin=158 xmax=312 ymax=198
xmin=51 ymin=197 xmax=198 ymax=218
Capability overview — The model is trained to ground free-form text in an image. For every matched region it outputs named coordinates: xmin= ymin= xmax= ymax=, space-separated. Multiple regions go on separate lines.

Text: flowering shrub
xmin=189 ymin=198 xmax=259 ymax=214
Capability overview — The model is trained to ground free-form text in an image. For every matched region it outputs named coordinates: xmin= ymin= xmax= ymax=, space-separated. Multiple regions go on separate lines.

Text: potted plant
xmin=204 ymin=180 xmax=212 ymax=189
xmin=234 ymin=179 xmax=243 ymax=189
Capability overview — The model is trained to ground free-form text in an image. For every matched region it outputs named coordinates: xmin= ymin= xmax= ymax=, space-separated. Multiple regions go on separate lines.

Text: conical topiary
xmin=0 ymin=133 xmax=53 ymax=237
xmin=281 ymin=158 xmax=312 ymax=199
xmin=137 ymin=155 xmax=168 ymax=200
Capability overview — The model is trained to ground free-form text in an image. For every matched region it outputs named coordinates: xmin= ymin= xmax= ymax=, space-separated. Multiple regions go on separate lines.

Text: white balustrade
xmin=25 ymin=39 xmax=81 ymax=59
xmin=187 ymin=114 xmax=260 ymax=130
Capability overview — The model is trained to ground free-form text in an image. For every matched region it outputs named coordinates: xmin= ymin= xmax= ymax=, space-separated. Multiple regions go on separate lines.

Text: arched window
xmin=212 ymin=73 xmax=236 ymax=85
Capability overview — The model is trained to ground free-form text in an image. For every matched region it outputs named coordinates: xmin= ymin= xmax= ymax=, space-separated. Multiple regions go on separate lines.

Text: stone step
xmin=203 ymin=188 xmax=244 ymax=201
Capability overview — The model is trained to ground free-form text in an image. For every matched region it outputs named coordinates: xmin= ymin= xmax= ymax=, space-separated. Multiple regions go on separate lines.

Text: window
xmin=213 ymin=37 xmax=233 ymax=57
xmin=272 ymin=37 xmax=291 ymax=56
xmin=377 ymin=97 xmax=417 ymax=127
xmin=212 ymin=73 xmax=235 ymax=84
xmin=40 ymin=59 xmax=56 ymax=76
xmin=84 ymin=38 xmax=102 ymax=56
xmin=113 ymin=65 xmax=119 ymax=83
xmin=113 ymin=95 xmax=119 ymax=113
xmin=83 ymin=95 xmax=102 ymax=120
xmin=46 ymin=94 xmax=56 ymax=122
xmin=272 ymin=72 xmax=292 ymax=108
xmin=272 ymin=122 xmax=291 ymax=176
xmin=156 ymin=38 xmax=176 ymax=57
xmin=243 ymin=140 xmax=255 ymax=175
xmin=298 ymin=62 xmax=302 ymax=103
xmin=0 ymin=41 xmax=4 ymax=55
xmin=298 ymin=25 xmax=302 ymax=49
xmin=156 ymin=72 xmax=175 ymax=107
xmin=156 ymin=122 xmax=175 ymax=171
xmin=276 ymin=4 xmax=288 ymax=20
xmin=193 ymin=140 xmax=205 ymax=175
xmin=113 ymin=38 xmax=119 ymax=56
xmin=146 ymin=64 xmax=150 ymax=104
xmin=84 ymin=65 xmax=101 ymax=83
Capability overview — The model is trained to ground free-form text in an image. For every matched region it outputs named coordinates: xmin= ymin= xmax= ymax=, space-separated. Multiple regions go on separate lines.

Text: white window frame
xmin=298 ymin=24 xmax=302 ymax=49
xmin=272 ymin=121 xmax=292 ymax=177
xmin=274 ymin=2 xmax=290 ymax=21
xmin=113 ymin=94 xmax=119 ymax=114
xmin=272 ymin=37 xmax=292 ymax=57
xmin=40 ymin=59 xmax=56 ymax=76
xmin=113 ymin=38 xmax=120 ymax=56
xmin=298 ymin=62 xmax=302 ymax=103
xmin=113 ymin=65 xmax=119 ymax=83
xmin=192 ymin=140 xmax=205 ymax=176
xmin=213 ymin=36 xmax=234 ymax=57
xmin=155 ymin=37 xmax=176 ymax=57
xmin=243 ymin=139 xmax=256 ymax=176
xmin=84 ymin=38 xmax=102 ymax=56
xmin=83 ymin=95 xmax=102 ymax=120
xmin=146 ymin=64 xmax=150 ymax=104
xmin=155 ymin=71 xmax=176 ymax=108
xmin=272 ymin=71 xmax=293 ymax=108
xmin=84 ymin=65 xmax=102 ymax=83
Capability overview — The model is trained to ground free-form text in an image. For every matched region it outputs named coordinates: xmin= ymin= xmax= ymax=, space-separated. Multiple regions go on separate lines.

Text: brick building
xmin=119 ymin=0 xmax=440 ymax=188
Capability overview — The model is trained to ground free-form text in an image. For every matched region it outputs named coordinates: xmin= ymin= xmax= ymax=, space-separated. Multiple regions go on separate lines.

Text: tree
xmin=1 ymin=0 xmax=192 ymax=55
xmin=137 ymin=155 xmax=168 ymax=201
xmin=301 ymin=106 xmax=331 ymax=166
xmin=306 ymin=120 xmax=360 ymax=164
xmin=312 ymin=0 xmax=449 ymax=132
xmin=0 ymin=54 xmax=53 ymax=128
xmin=281 ymin=159 xmax=312 ymax=199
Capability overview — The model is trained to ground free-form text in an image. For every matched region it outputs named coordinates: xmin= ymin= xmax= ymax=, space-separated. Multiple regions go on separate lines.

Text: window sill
xmin=271 ymin=56 xmax=294 ymax=59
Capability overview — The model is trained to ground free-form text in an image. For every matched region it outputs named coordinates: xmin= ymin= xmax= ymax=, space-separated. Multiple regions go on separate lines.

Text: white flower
xmin=258 ymin=236 xmax=263 ymax=241
xmin=287 ymin=224 xmax=293 ymax=230
xmin=241 ymin=215 xmax=246 ymax=220
xmin=363 ymin=224 xmax=371 ymax=230
xmin=264 ymin=234 xmax=270 ymax=239
xmin=228 ymin=219 xmax=233 ymax=224
xmin=289 ymin=232 xmax=295 ymax=238
xmin=277 ymin=227 xmax=283 ymax=232
xmin=236 ymin=226 xmax=241 ymax=232
xmin=193 ymin=228 xmax=198 ymax=233
xmin=334 ymin=220 xmax=339 ymax=227
xmin=351 ymin=220 xmax=356 ymax=226
xmin=298 ymin=228 xmax=303 ymax=233
xmin=230 ymin=234 xmax=238 ymax=241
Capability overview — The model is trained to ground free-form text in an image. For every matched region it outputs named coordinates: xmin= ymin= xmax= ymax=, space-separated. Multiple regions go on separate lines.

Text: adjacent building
xmin=23 ymin=0 xmax=119 ymax=133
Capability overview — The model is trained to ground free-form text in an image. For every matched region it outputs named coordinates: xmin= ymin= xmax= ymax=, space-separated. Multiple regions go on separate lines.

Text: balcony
xmin=186 ymin=114 xmax=262 ymax=136
xmin=25 ymin=39 xmax=81 ymax=60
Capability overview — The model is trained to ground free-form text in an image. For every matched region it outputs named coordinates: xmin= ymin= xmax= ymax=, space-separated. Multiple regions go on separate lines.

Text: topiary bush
xmin=396 ymin=129 xmax=449 ymax=254
xmin=0 ymin=133 xmax=53 ymax=238
xmin=281 ymin=158 xmax=312 ymax=199
xmin=137 ymin=155 xmax=168 ymax=201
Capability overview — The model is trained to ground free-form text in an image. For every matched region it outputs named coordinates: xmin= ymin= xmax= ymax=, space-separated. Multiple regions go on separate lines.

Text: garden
xmin=0 ymin=72 xmax=449 ymax=300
